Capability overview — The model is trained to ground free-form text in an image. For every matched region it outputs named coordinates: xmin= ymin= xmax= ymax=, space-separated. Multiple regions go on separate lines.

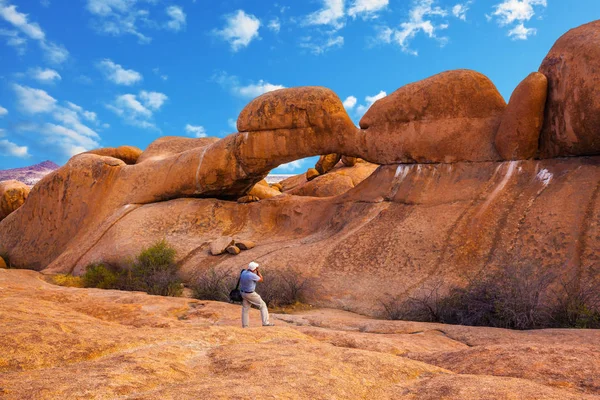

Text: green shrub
xmin=81 ymin=240 xmax=182 ymax=297
xmin=82 ymin=264 xmax=120 ymax=289
xmin=127 ymin=240 xmax=182 ymax=297
xmin=52 ymin=274 xmax=84 ymax=288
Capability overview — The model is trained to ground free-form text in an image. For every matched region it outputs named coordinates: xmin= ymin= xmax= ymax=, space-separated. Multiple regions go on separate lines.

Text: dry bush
xmin=380 ymin=264 xmax=600 ymax=330
xmin=256 ymin=268 xmax=314 ymax=308
xmin=191 ymin=267 xmax=238 ymax=302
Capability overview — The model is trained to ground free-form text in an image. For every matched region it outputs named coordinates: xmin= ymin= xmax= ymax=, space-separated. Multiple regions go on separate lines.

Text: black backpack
xmin=229 ymin=269 xmax=244 ymax=303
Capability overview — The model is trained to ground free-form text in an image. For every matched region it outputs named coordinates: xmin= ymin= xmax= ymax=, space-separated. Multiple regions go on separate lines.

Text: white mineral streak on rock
xmin=536 ymin=168 xmax=553 ymax=186
xmin=478 ymin=161 xmax=517 ymax=217
xmin=194 ymin=147 xmax=209 ymax=194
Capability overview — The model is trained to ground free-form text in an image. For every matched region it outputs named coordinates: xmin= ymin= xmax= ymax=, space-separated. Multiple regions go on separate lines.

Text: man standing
xmin=240 ymin=261 xmax=274 ymax=328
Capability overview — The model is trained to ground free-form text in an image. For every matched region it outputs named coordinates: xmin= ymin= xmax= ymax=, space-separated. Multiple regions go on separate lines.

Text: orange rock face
xmin=539 ymin=20 xmax=600 ymax=158
xmin=85 ymin=145 xmax=143 ymax=165
xmin=136 ymin=136 xmax=219 ymax=163
xmin=360 ymin=69 xmax=506 ymax=163
xmin=0 ymin=256 xmax=6 ymax=269
xmin=288 ymin=162 xmax=379 ymax=197
xmin=0 ymin=180 xmax=30 ymax=222
xmin=495 ymin=72 xmax=547 ymax=160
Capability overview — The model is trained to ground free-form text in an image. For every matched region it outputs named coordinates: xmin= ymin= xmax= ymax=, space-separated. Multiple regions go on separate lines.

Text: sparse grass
xmin=51 ymin=274 xmax=84 ymax=288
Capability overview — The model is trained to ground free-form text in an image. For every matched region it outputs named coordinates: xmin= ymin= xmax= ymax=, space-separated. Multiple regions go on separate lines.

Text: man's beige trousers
xmin=241 ymin=291 xmax=270 ymax=327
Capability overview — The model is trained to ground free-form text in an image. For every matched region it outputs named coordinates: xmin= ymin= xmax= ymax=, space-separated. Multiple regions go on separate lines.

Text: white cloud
xmin=13 ymin=84 xmax=57 ymax=114
xmin=0 ymin=2 xmax=69 ymax=63
xmin=11 ymin=85 xmax=101 ymax=158
xmin=86 ymin=0 xmax=151 ymax=43
xmin=227 ymin=118 xmax=237 ymax=131
xmin=491 ymin=0 xmax=546 ymax=39
xmin=39 ymin=40 xmax=69 ymax=64
xmin=275 ymin=159 xmax=304 ymax=172
xmin=0 ymin=3 xmax=45 ymax=40
xmin=0 ymin=105 xmax=7 ymax=116
xmin=0 ymin=28 xmax=26 ymax=55
xmin=152 ymin=67 xmax=168 ymax=81
xmin=236 ymin=80 xmax=285 ymax=98
xmin=348 ymin=0 xmax=389 ymax=19
xmin=0 ymin=139 xmax=29 ymax=157
xmin=305 ymin=0 xmax=345 ymax=30
xmin=452 ymin=2 xmax=470 ymax=21
xmin=185 ymin=124 xmax=206 ymax=138
xmin=67 ymin=102 xmax=97 ymax=122
xmin=214 ymin=72 xmax=285 ymax=98
xmin=165 ymin=6 xmax=186 ymax=31
xmin=378 ymin=0 xmax=449 ymax=55
xmin=343 ymin=96 xmax=357 ymax=109
xmin=268 ymin=18 xmax=281 ymax=33
xmin=508 ymin=22 xmax=536 ymax=39
xmin=30 ymin=67 xmax=61 ymax=83
xmin=98 ymin=59 xmax=143 ymax=85
xmin=300 ymin=35 xmax=344 ymax=54
xmin=107 ymin=90 xmax=167 ymax=130
xmin=492 ymin=0 xmax=546 ymax=26
xmin=139 ymin=90 xmax=167 ymax=110
xmin=214 ymin=10 xmax=261 ymax=51
xmin=356 ymin=90 xmax=386 ymax=115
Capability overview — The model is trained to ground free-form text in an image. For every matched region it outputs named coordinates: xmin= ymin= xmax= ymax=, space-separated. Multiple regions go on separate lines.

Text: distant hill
xmin=0 ymin=161 xmax=60 ymax=187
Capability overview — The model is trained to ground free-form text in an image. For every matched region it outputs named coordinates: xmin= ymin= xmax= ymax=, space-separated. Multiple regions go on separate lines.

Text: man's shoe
xmin=263 ymin=323 xmax=275 ymax=327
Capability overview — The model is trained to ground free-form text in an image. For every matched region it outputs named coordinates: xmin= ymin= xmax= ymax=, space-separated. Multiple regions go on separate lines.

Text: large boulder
xmin=359 ymin=69 xmax=506 ymax=163
xmin=288 ymin=162 xmax=379 ymax=198
xmin=539 ymin=20 xmax=600 ymax=158
xmin=0 ymin=180 xmax=30 ymax=221
xmin=495 ymin=72 xmax=548 ymax=160
xmin=210 ymin=237 xmax=234 ymax=256
xmin=85 ymin=146 xmax=143 ymax=165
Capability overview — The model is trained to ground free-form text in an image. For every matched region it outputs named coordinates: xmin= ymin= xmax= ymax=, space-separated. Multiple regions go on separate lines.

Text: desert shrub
xmin=52 ymin=274 xmax=84 ymax=288
xmin=259 ymin=268 xmax=313 ymax=308
xmin=82 ymin=240 xmax=182 ymax=297
xmin=550 ymin=270 xmax=600 ymax=329
xmin=124 ymin=240 xmax=182 ymax=297
xmin=82 ymin=263 xmax=121 ymax=289
xmin=380 ymin=265 xmax=574 ymax=330
xmin=191 ymin=267 xmax=237 ymax=302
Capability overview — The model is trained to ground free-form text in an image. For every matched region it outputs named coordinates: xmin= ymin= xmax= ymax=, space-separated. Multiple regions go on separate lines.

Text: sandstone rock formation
xmin=341 ymin=155 xmax=359 ymax=167
xmin=539 ymin=20 xmax=600 ymax=158
xmin=0 ymin=256 xmax=6 ymax=269
xmin=0 ymin=180 xmax=30 ymax=221
xmin=0 ymin=20 xmax=598 ymax=316
xmin=1 ymin=269 xmax=598 ymax=399
xmin=495 ymin=72 xmax=548 ymax=160
xmin=210 ymin=237 xmax=234 ymax=256
xmin=235 ymin=240 xmax=255 ymax=250
xmin=315 ymin=153 xmax=341 ymax=174
xmin=359 ymin=69 xmax=506 ymax=163
xmin=85 ymin=145 xmax=143 ymax=165
xmin=306 ymin=168 xmax=320 ymax=181
xmin=226 ymin=245 xmax=241 ymax=255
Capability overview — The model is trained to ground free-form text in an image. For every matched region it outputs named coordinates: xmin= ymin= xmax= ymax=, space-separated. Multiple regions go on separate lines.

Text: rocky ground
xmin=1 ymin=268 xmax=598 ymax=400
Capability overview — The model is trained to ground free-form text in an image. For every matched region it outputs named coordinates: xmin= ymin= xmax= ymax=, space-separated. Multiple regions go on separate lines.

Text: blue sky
xmin=0 ymin=0 xmax=598 ymax=172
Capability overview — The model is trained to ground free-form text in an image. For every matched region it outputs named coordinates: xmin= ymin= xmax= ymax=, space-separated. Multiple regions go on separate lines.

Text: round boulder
xmin=0 ymin=180 xmax=30 ymax=221
xmin=315 ymin=154 xmax=341 ymax=174
xmin=237 ymin=86 xmax=351 ymax=133
xmin=495 ymin=72 xmax=548 ymax=160
xmin=210 ymin=236 xmax=234 ymax=256
xmin=539 ymin=20 xmax=600 ymax=158
xmin=306 ymin=168 xmax=320 ymax=181
xmin=0 ymin=256 xmax=6 ymax=269
xmin=359 ymin=69 xmax=506 ymax=163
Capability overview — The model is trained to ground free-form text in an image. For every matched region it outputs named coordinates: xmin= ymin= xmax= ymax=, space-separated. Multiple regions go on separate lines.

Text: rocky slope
xmin=1 ymin=268 xmax=598 ymax=400
xmin=0 ymin=160 xmax=59 ymax=187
